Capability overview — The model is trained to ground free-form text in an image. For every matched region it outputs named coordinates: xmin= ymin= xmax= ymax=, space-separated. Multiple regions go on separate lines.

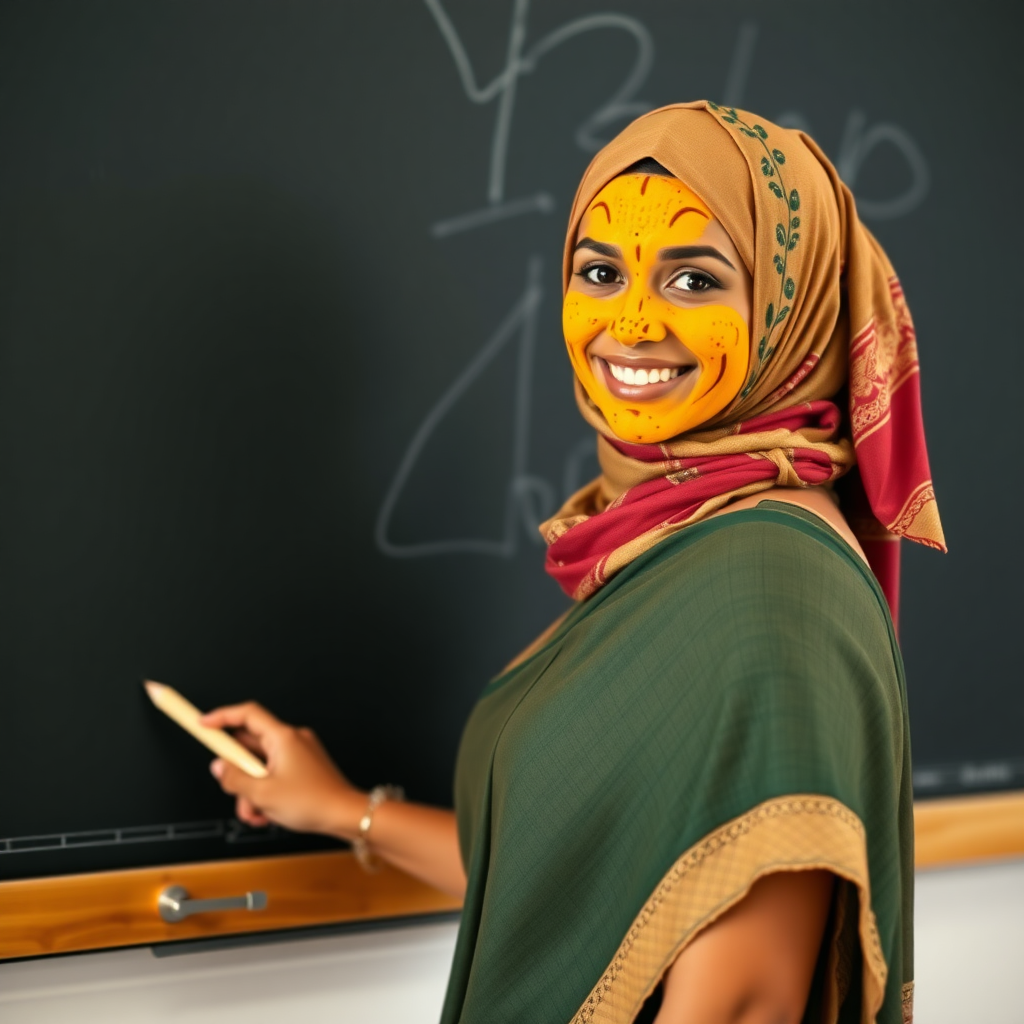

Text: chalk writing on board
xmin=375 ymin=257 xmax=554 ymax=558
xmin=725 ymin=22 xmax=930 ymax=221
xmin=377 ymin=9 xmax=933 ymax=560
xmin=834 ymin=110 xmax=930 ymax=220
xmin=425 ymin=0 xmax=654 ymax=239
xmin=912 ymin=758 xmax=1024 ymax=796
xmin=378 ymin=0 xmax=655 ymax=558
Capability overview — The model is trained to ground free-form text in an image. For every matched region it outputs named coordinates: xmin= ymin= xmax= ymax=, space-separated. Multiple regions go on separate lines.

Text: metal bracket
xmin=157 ymin=884 xmax=268 ymax=923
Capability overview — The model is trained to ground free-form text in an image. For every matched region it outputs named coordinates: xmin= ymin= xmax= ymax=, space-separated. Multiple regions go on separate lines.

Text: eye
xmin=579 ymin=262 xmax=623 ymax=287
xmin=667 ymin=269 xmax=720 ymax=294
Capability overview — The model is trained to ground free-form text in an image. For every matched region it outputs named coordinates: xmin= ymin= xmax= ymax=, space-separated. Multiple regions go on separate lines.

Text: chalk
xmin=144 ymin=680 xmax=269 ymax=779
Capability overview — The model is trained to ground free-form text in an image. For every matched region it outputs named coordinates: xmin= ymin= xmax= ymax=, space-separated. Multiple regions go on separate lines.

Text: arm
xmin=200 ymin=702 xmax=466 ymax=899
xmin=655 ymin=869 xmax=834 ymax=1024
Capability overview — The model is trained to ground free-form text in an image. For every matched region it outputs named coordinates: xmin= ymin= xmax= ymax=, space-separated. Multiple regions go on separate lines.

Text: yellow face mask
xmin=563 ymin=174 xmax=750 ymax=443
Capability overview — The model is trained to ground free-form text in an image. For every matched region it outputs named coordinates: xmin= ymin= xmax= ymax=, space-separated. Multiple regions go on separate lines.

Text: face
xmin=563 ymin=173 xmax=752 ymax=443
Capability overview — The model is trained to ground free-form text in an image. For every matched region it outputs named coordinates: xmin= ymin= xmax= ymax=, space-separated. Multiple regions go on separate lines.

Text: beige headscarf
xmin=543 ymin=101 xmax=944 ymax=621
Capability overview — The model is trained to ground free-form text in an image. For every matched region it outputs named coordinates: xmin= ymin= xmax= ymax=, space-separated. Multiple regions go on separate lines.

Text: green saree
xmin=442 ymin=503 xmax=913 ymax=1024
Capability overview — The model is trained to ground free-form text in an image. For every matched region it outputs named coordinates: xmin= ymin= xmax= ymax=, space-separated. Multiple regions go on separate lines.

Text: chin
xmin=594 ymin=402 xmax=694 ymax=444
xmin=583 ymin=378 xmax=704 ymax=445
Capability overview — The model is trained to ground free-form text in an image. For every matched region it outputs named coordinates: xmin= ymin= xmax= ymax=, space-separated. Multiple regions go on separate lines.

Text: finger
xmin=296 ymin=726 xmax=327 ymax=754
xmin=229 ymin=728 xmax=267 ymax=756
xmin=210 ymin=758 xmax=264 ymax=801
xmin=296 ymin=727 xmax=327 ymax=756
xmin=236 ymin=796 xmax=271 ymax=828
xmin=201 ymin=702 xmax=284 ymax=736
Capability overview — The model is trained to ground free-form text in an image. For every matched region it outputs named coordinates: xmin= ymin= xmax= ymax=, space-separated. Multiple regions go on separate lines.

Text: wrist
xmin=325 ymin=786 xmax=369 ymax=842
xmin=351 ymin=784 xmax=405 ymax=871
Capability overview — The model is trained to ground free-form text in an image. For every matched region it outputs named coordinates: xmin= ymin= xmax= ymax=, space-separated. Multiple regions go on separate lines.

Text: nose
xmin=607 ymin=286 xmax=667 ymax=346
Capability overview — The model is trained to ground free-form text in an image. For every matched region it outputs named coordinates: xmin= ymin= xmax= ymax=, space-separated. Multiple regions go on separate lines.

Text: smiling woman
xmin=204 ymin=101 xmax=945 ymax=1024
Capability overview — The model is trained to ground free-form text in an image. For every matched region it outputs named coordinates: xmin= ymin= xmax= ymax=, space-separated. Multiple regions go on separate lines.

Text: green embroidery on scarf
xmin=707 ymin=102 xmax=799 ymax=398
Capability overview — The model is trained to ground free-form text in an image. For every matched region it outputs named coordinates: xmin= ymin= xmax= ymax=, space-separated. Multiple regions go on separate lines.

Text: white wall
xmin=2 ymin=859 xmax=1023 ymax=1023
xmin=914 ymin=858 xmax=1024 ymax=1023
xmin=0 ymin=918 xmax=460 ymax=1024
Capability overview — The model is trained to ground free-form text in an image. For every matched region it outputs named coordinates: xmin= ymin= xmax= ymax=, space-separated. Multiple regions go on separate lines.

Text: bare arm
xmin=655 ymin=869 xmax=834 ymax=1024
xmin=200 ymin=702 xmax=466 ymax=899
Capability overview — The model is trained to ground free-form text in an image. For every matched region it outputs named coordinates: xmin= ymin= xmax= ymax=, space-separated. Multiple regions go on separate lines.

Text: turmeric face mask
xmin=563 ymin=174 xmax=751 ymax=443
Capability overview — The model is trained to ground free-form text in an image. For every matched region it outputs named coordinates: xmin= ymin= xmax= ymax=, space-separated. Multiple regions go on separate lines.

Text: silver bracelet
xmin=352 ymin=784 xmax=405 ymax=872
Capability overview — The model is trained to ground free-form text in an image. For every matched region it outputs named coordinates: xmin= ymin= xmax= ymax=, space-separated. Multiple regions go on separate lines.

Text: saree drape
xmin=445 ymin=504 xmax=913 ymax=1023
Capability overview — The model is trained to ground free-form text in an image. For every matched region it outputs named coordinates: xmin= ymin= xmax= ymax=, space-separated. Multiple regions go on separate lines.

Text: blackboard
xmin=1 ymin=0 xmax=1021 ymax=884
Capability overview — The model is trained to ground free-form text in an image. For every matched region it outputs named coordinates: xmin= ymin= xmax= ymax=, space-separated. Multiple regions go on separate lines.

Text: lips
xmin=592 ymin=356 xmax=697 ymax=400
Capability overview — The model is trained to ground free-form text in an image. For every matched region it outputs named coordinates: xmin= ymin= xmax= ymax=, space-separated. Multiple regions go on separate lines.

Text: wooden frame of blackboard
xmin=2 ymin=791 xmax=1022 ymax=961
xmin=0 ymin=850 xmax=460 ymax=961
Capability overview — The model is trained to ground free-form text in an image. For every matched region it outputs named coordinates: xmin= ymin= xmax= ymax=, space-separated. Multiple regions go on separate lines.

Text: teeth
xmin=607 ymin=363 xmax=682 ymax=386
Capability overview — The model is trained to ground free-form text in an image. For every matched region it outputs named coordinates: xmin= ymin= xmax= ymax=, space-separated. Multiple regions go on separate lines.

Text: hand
xmin=200 ymin=701 xmax=364 ymax=838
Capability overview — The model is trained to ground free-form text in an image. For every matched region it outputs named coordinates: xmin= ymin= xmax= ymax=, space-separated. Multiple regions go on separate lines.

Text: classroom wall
xmin=2 ymin=859 xmax=1022 ymax=1023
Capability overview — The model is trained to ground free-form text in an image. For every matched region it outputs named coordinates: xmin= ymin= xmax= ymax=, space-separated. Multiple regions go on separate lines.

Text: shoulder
xmin=606 ymin=507 xmax=899 ymax=691
xmin=708 ymin=486 xmax=869 ymax=564
xmin=629 ymin=504 xmax=881 ymax=623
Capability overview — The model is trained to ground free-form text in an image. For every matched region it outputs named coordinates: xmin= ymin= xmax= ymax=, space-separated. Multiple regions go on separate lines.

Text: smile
xmin=593 ymin=356 xmax=697 ymax=401
xmin=607 ymin=363 xmax=681 ymax=385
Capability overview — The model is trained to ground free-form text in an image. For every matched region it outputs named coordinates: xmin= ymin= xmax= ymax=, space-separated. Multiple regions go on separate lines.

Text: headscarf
xmin=542 ymin=101 xmax=945 ymax=629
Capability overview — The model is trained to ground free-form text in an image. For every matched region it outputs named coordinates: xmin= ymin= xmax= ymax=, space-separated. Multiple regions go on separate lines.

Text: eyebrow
xmin=575 ymin=237 xmax=736 ymax=272
xmin=657 ymin=245 xmax=736 ymax=271
xmin=574 ymin=237 xmax=622 ymax=259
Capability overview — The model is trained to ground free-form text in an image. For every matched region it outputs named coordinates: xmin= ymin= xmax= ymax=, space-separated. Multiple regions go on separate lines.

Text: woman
xmin=203 ymin=101 xmax=944 ymax=1023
